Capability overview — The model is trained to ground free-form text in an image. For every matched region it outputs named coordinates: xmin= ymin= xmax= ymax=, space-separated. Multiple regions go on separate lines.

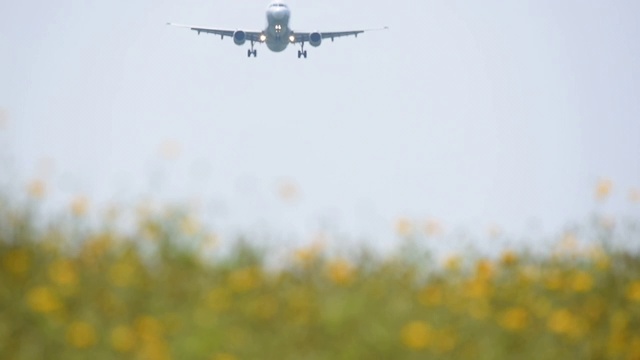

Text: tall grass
xmin=1 ymin=197 xmax=639 ymax=359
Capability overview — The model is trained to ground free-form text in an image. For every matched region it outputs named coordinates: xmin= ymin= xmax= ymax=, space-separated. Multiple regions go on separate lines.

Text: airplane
xmin=167 ymin=1 xmax=387 ymax=58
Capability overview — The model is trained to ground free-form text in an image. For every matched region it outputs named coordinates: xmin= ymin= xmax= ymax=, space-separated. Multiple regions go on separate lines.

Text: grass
xmin=1 ymin=196 xmax=639 ymax=359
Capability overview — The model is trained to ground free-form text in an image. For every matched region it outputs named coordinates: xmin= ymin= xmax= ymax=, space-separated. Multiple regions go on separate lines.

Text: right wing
xmin=167 ymin=23 xmax=263 ymax=42
xmin=291 ymin=27 xmax=389 ymax=43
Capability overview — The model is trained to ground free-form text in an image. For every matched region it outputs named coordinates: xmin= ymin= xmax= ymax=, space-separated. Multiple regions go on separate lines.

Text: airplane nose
xmin=272 ymin=8 xmax=287 ymax=20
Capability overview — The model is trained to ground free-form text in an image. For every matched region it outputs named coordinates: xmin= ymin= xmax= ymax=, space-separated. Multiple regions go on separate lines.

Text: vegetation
xmin=1 ymin=193 xmax=640 ymax=359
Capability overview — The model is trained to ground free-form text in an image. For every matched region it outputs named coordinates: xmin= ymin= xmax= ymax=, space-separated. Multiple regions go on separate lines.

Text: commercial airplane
xmin=168 ymin=1 xmax=387 ymax=58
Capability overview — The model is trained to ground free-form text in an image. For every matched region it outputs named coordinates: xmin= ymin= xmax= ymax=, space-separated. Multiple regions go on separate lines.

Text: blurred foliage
xmin=1 ymin=197 xmax=640 ymax=360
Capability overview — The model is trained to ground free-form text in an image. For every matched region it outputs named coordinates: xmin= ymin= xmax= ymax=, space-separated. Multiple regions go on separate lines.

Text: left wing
xmin=167 ymin=23 xmax=263 ymax=42
xmin=291 ymin=27 xmax=388 ymax=43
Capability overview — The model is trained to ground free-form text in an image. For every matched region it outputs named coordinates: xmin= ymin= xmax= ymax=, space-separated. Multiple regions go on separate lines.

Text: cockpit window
xmin=271 ymin=3 xmax=286 ymax=7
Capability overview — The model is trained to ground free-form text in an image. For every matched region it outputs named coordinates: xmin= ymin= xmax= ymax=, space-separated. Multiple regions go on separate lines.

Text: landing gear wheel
xmin=247 ymin=41 xmax=257 ymax=58
xmin=297 ymin=42 xmax=307 ymax=59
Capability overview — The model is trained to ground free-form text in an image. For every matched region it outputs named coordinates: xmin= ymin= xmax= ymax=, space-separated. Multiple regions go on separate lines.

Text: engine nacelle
xmin=233 ymin=30 xmax=246 ymax=46
xmin=309 ymin=32 xmax=322 ymax=47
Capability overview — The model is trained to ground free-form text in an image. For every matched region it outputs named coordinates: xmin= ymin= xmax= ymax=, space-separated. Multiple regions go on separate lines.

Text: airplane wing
xmin=167 ymin=23 xmax=263 ymax=42
xmin=292 ymin=27 xmax=388 ymax=43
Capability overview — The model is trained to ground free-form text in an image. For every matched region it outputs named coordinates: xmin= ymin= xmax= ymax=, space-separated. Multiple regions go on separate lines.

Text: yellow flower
xmin=518 ymin=266 xmax=541 ymax=284
xmin=627 ymin=281 xmax=640 ymax=302
xmin=443 ymin=254 xmax=461 ymax=272
xmin=558 ymin=232 xmax=580 ymax=254
xmin=570 ymin=271 xmax=593 ymax=292
xmin=595 ymin=178 xmax=613 ymax=200
xmin=140 ymin=219 xmax=163 ymax=242
xmin=326 ymin=259 xmax=355 ymax=286
xmin=26 ymin=286 xmax=62 ymax=313
xmin=140 ymin=337 xmax=171 ymax=360
xmin=135 ymin=200 xmax=155 ymax=219
xmin=26 ymin=179 xmax=46 ymax=199
xmin=228 ymin=267 xmax=260 ymax=293
xmin=49 ymin=260 xmax=78 ymax=287
xmin=70 ymin=195 xmax=89 ymax=217
xmin=417 ymin=285 xmax=443 ymax=307
xmin=424 ymin=219 xmax=443 ymax=237
xmin=180 ymin=216 xmax=201 ymax=236
xmin=66 ymin=321 xmax=97 ymax=349
xmin=401 ymin=321 xmax=432 ymax=350
xmin=464 ymin=278 xmax=491 ymax=299
xmin=278 ymin=180 xmax=299 ymax=202
xmin=475 ymin=259 xmax=494 ymax=281
xmin=547 ymin=309 xmax=578 ymax=336
xmin=499 ymin=307 xmax=530 ymax=332
xmin=628 ymin=336 xmax=640 ymax=359
xmin=136 ymin=315 xmax=165 ymax=342
xmin=395 ymin=218 xmax=413 ymax=237
xmin=110 ymin=325 xmax=136 ymax=353
xmin=500 ymin=250 xmax=518 ymax=266
xmin=586 ymin=246 xmax=611 ymax=270
xmin=81 ymin=234 xmax=113 ymax=264
xmin=3 ymin=248 xmax=30 ymax=275
xmin=293 ymin=241 xmax=324 ymax=266
xmin=294 ymin=248 xmax=316 ymax=265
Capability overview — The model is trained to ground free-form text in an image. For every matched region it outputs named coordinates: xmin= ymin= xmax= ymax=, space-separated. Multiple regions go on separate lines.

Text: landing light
xmin=289 ymin=35 xmax=295 ymax=42
xmin=260 ymin=34 xmax=267 ymax=42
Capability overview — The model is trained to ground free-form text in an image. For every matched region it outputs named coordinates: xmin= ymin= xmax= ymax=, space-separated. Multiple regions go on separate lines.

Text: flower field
xmin=1 ymin=198 xmax=640 ymax=359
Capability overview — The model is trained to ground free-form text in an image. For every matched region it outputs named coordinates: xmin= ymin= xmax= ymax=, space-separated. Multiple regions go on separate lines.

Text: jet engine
xmin=309 ymin=32 xmax=322 ymax=47
xmin=233 ymin=30 xmax=246 ymax=46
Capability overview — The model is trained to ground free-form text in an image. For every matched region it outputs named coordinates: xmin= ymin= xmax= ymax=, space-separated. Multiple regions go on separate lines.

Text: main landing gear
xmin=297 ymin=42 xmax=307 ymax=59
xmin=247 ymin=41 xmax=257 ymax=57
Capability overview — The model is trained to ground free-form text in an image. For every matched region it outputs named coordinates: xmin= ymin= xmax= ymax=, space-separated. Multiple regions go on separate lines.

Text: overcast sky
xmin=1 ymin=0 xmax=639 ymax=251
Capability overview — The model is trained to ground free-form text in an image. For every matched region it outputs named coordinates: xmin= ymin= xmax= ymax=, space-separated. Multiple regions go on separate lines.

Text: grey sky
xmin=1 ymin=0 xmax=639 ymax=250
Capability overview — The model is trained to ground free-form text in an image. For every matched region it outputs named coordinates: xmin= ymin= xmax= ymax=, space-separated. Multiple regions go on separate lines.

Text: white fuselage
xmin=264 ymin=3 xmax=292 ymax=52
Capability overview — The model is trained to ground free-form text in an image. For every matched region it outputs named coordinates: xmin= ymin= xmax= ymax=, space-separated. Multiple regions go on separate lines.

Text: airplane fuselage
xmin=264 ymin=3 xmax=292 ymax=52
